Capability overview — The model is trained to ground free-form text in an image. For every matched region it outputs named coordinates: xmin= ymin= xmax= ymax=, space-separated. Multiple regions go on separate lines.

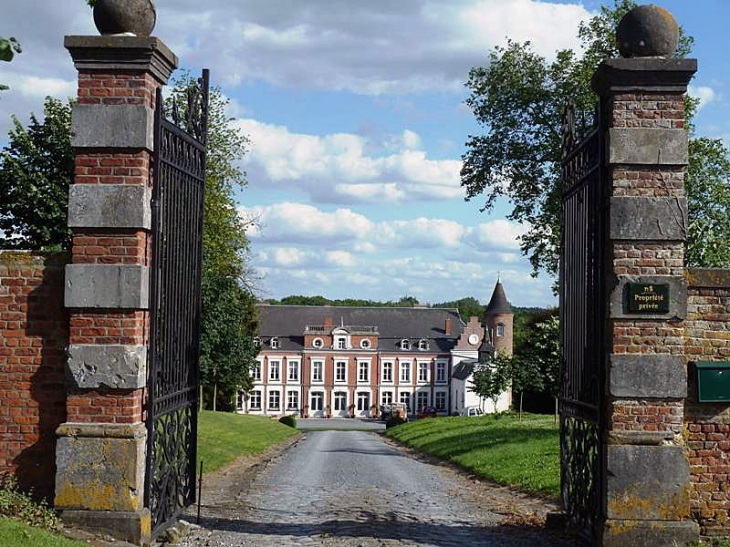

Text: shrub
xmin=0 ymin=473 xmax=58 ymax=530
xmin=278 ymin=414 xmax=297 ymax=428
xmin=386 ymin=416 xmax=407 ymax=429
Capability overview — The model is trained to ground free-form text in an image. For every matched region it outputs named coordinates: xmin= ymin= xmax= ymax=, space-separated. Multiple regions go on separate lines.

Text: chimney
xmin=324 ymin=317 xmax=333 ymax=329
xmin=445 ymin=317 xmax=452 ymax=336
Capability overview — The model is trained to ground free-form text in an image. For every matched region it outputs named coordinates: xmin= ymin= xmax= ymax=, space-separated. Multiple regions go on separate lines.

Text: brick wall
xmin=0 ymin=251 xmax=69 ymax=499
xmin=685 ymin=269 xmax=730 ymax=537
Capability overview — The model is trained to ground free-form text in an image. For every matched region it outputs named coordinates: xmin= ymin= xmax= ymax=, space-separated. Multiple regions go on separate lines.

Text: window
xmin=270 ymin=337 xmax=280 ymax=349
xmin=336 ymin=337 xmax=346 ymax=349
xmin=268 ymin=391 xmax=280 ymax=410
xmin=336 ymin=361 xmax=347 ymax=382
xmin=400 ymin=339 xmax=410 ymax=350
xmin=357 ymin=392 xmax=370 ymax=411
xmin=250 ymin=390 xmax=261 ymax=410
xmin=436 ymin=362 xmax=447 ymax=383
xmin=382 ymin=362 xmax=393 ymax=383
xmin=287 ymin=391 xmax=299 ymax=410
xmin=418 ymin=362 xmax=429 ymax=383
xmin=334 ymin=392 xmax=347 ymax=411
xmin=358 ymin=362 xmax=369 ymax=382
xmin=253 ymin=337 xmax=261 ymax=347
xmin=288 ymin=361 xmax=299 ymax=382
xmin=382 ymin=391 xmax=393 ymax=405
xmin=269 ymin=360 xmax=280 ymax=381
xmin=313 ymin=338 xmax=324 ymax=349
xmin=497 ymin=323 xmax=505 ymax=337
xmin=360 ymin=338 xmax=371 ymax=349
xmin=418 ymin=339 xmax=428 ymax=351
xmin=312 ymin=360 xmax=323 ymax=382
xmin=311 ymin=392 xmax=323 ymax=411
xmin=399 ymin=391 xmax=411 ymax=411
xmin=435 ymin=391 xmax=446 ymax=411
xmin=416 ymin=391 xmax=429 ymax=410
xmin=252 ymin=362 xmax=262 ymax=381
xmin=400 ymin=362 xmax=411 ymax=383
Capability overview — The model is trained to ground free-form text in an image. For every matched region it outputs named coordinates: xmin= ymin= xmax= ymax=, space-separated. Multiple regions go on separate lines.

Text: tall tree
xmin=0 ymin=98 xmax=73 ymax=250
xmin=469 ymin=352 xmax=511 ymax=412
xmin=517 ymin=313 xmax=561 ymax=422
xmin=168 ymin=74 xmax=260 ymax=412
xmin=461 ymin=0 xmax=730 ymax=275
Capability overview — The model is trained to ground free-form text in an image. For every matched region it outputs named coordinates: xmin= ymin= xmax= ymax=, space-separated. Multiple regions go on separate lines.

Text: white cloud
xmin=378 ymin=218 xmax=467 ymax=248
xmin=326 ymin=251 xmax=357 ymax=268
xmin=468 ymin=219 xmax=530 ymax=251
xmin=238 ymin=119 xmax=463 ymax=204
xmin=688 ymin=85 xmax=717 ymax=111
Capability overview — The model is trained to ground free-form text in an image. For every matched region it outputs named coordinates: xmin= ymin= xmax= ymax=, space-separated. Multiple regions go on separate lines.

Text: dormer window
xmin=253 ymin=337 xmax=261 ymax=347
xmin=401 ymin=339 xmax=410 ymax=350
xmin=360 ymin=339 xmax=371 ymax=349
xmin=313 ymin=338 xmax=324 ymax=349
xmin=336 ymin=337 xmax=346 ymax=349
xmin=270 ymin=337 xmax=280 ymax=349
xmin=418 ymin=339 xmax=429 ymax=351
xmin=496 ymin=324 xmax=505 ymax=337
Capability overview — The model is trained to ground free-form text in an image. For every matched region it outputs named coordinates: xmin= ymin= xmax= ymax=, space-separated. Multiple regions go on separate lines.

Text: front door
xmin=334 ymin=392 xmax=348 ymax=417
xmin=357 ymin=392 xmax=370 ymax=417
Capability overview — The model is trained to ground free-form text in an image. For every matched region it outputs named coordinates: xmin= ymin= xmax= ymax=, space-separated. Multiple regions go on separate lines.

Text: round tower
xmin=484 ymin=278 xmax=513 ymax=357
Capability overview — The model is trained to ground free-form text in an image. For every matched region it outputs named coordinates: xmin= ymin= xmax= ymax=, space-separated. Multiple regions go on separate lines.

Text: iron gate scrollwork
xmin=559 ymin=100 xmax=605 ymax=543
xmin=146 ymin=69 xmax=209 ymax=537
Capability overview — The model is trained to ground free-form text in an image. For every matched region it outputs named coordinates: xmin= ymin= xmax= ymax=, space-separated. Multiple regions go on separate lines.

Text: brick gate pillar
xmin=591 ymin=6 xmax=698 ymax=546
xmin=53 ymin=34 xmax=177 ymax=544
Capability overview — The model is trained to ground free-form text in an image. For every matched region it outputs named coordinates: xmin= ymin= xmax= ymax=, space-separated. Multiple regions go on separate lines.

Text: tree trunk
xmin=213 ymin=382 xmax=218 ymax=412
xmin=519 ymin=392 xmax=523 ymax=421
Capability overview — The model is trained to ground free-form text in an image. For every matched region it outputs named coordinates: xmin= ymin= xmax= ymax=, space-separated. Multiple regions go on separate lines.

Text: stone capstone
xmin=71 ymin=104 xmax=154 ymax=151
xmin=616 ymin=4 xmax=680 ymax=59
xmin=67 ymin=344 xmax=147 ymax=389
xmin=608 ymin=354 xmax=687 ymax=399
xmin=55 ymin=422 xmax=146 ymax=513
xmin=610 ymin=197 xmax=687 ymax=241
xmin=65 ymin=264 xmax=149 ymax=309
xmin=609 ymin=275 xmax=687 ymax=320
xmin=608 ymin=128 xmax=688 ymax=166
xmin=606 ymin=444 xmax=690 ymax=521
xmin=591 ymin=58 xmax=697 ymax=96
xmin=68 ymin=184 xmax=151 ymax=230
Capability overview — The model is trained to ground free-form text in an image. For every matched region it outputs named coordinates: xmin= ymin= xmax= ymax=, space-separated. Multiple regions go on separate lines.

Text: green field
xmin=197 ymin=411 xmax=300 ymax=473
xmin=385 ymin=413 xmax=560 ymax=497
xmin=0 ymin=518 xmax=84 ymax=547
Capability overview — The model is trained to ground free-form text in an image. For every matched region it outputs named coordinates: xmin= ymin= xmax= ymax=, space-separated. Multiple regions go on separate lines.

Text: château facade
xmin=240 ymin=281 xmax=514 ymax=417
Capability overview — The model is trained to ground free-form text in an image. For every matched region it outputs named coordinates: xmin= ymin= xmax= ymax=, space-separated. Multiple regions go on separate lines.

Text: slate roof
xmin=452 ymin=360 xmax=476 ymax=380
xmin=257 ymin=305 xmax=463 ymax=353
xmin=485 ymin=280 xmax=512 ymax=315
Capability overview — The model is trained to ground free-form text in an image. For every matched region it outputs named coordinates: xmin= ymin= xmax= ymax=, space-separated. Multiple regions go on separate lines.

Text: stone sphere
xmin=93 ymin=0 xmax=157 ymax=36
xmin=616 ymin=4 xmax=679 ymax=58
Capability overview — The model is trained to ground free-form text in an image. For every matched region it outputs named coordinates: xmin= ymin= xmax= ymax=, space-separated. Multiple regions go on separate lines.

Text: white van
xmin=460 ymin=406 xmax=484 ymax=417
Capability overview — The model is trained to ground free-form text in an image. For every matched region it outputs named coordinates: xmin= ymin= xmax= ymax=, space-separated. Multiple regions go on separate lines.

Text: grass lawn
xmin=385 ymin=412 xmax=560 ymax=497
xmin=0 ymin=518 xmax=84 ymax=547
xmin=197 ymin=410 xmax=300 ymax=473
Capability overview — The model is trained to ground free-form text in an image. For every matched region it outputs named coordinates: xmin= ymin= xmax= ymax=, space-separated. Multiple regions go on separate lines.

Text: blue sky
xmin=2 ymin=1 xmax=729 ymax=307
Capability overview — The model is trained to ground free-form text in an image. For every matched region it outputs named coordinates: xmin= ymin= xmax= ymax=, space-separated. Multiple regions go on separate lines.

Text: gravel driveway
xmin=182 ymin=430 xmax=574 ymax=547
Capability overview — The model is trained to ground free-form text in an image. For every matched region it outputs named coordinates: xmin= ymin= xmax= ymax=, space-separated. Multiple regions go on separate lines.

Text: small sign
xmin=626 ymin=283 xmax=670 ymax=314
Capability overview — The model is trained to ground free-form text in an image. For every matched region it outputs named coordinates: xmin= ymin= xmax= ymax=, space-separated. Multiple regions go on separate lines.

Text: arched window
xmin=401 ymin=339 xmax=410 ymax=350
xmin=418 ymin=339 xmax=429 ymax=351
xmin=270 ymin=337 xmax=280 ymax=349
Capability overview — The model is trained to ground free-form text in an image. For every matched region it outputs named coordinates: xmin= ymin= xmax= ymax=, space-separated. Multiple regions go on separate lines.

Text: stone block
xmin=608 ymin=275 xmax=686 ymax=320
xmin=67 ymin=344 xmax=147 ymax=389
xmin=610 ymin=197 xmax=687 ymax=241
xmin=591 ymin=57 xmax=697 ymax=96
xmin=60 ymin=509 xmax=151 ymax=546
xmin=65 ymin=264 xmax=149 ymax=309
xmin=601 ymin=519 xmax=699 ymax=547
xmin=68 ymin=184 xmax=151 ymax=229
xmin=606 ymin=445 xmax=690 ymax=521
xmin=71 ymin=104 xmax=154 ymax=151
xmin=55 ymin=422 xmax=146 ymax=513
xmin=608 ymin=128 xmax=688 ymax=166
xmin=608 ymin=354 xmax=687 ymax=399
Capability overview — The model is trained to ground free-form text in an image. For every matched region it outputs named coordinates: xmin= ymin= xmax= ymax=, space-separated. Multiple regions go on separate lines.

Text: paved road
xmin=297 ymin=418 xmax=385 ymax=431
xmin=183 ymin=430 xmax=574 ymax=547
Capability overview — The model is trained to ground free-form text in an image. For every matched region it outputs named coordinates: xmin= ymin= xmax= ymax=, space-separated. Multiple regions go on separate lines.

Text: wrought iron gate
xmin=559 ymin=101 xmax=605 ymax=542
xmin=146 ymin=70 xmax=209 ymax=536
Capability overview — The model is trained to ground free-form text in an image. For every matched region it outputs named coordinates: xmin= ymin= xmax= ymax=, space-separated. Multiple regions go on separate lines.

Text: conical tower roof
xmin=485 ymin=279 xmax=512 ymax=315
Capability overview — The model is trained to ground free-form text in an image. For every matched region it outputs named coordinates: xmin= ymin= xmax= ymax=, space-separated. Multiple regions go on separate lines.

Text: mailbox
xmin=695 ymin=361 xmax=730 ymax=403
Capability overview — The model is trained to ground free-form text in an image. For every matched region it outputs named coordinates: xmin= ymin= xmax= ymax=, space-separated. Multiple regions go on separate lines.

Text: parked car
xmin=418 ymin=406 xmax=438 ymax=419
xmin=460 ymin=406 xmax=484 ymax=417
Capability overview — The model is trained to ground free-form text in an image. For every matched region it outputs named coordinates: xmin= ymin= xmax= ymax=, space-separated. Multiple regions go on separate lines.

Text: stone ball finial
xmin=616 ymin=4 xmax=679 ymax=58
xmin=93 ymin=0 xmax=157 ymax=37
